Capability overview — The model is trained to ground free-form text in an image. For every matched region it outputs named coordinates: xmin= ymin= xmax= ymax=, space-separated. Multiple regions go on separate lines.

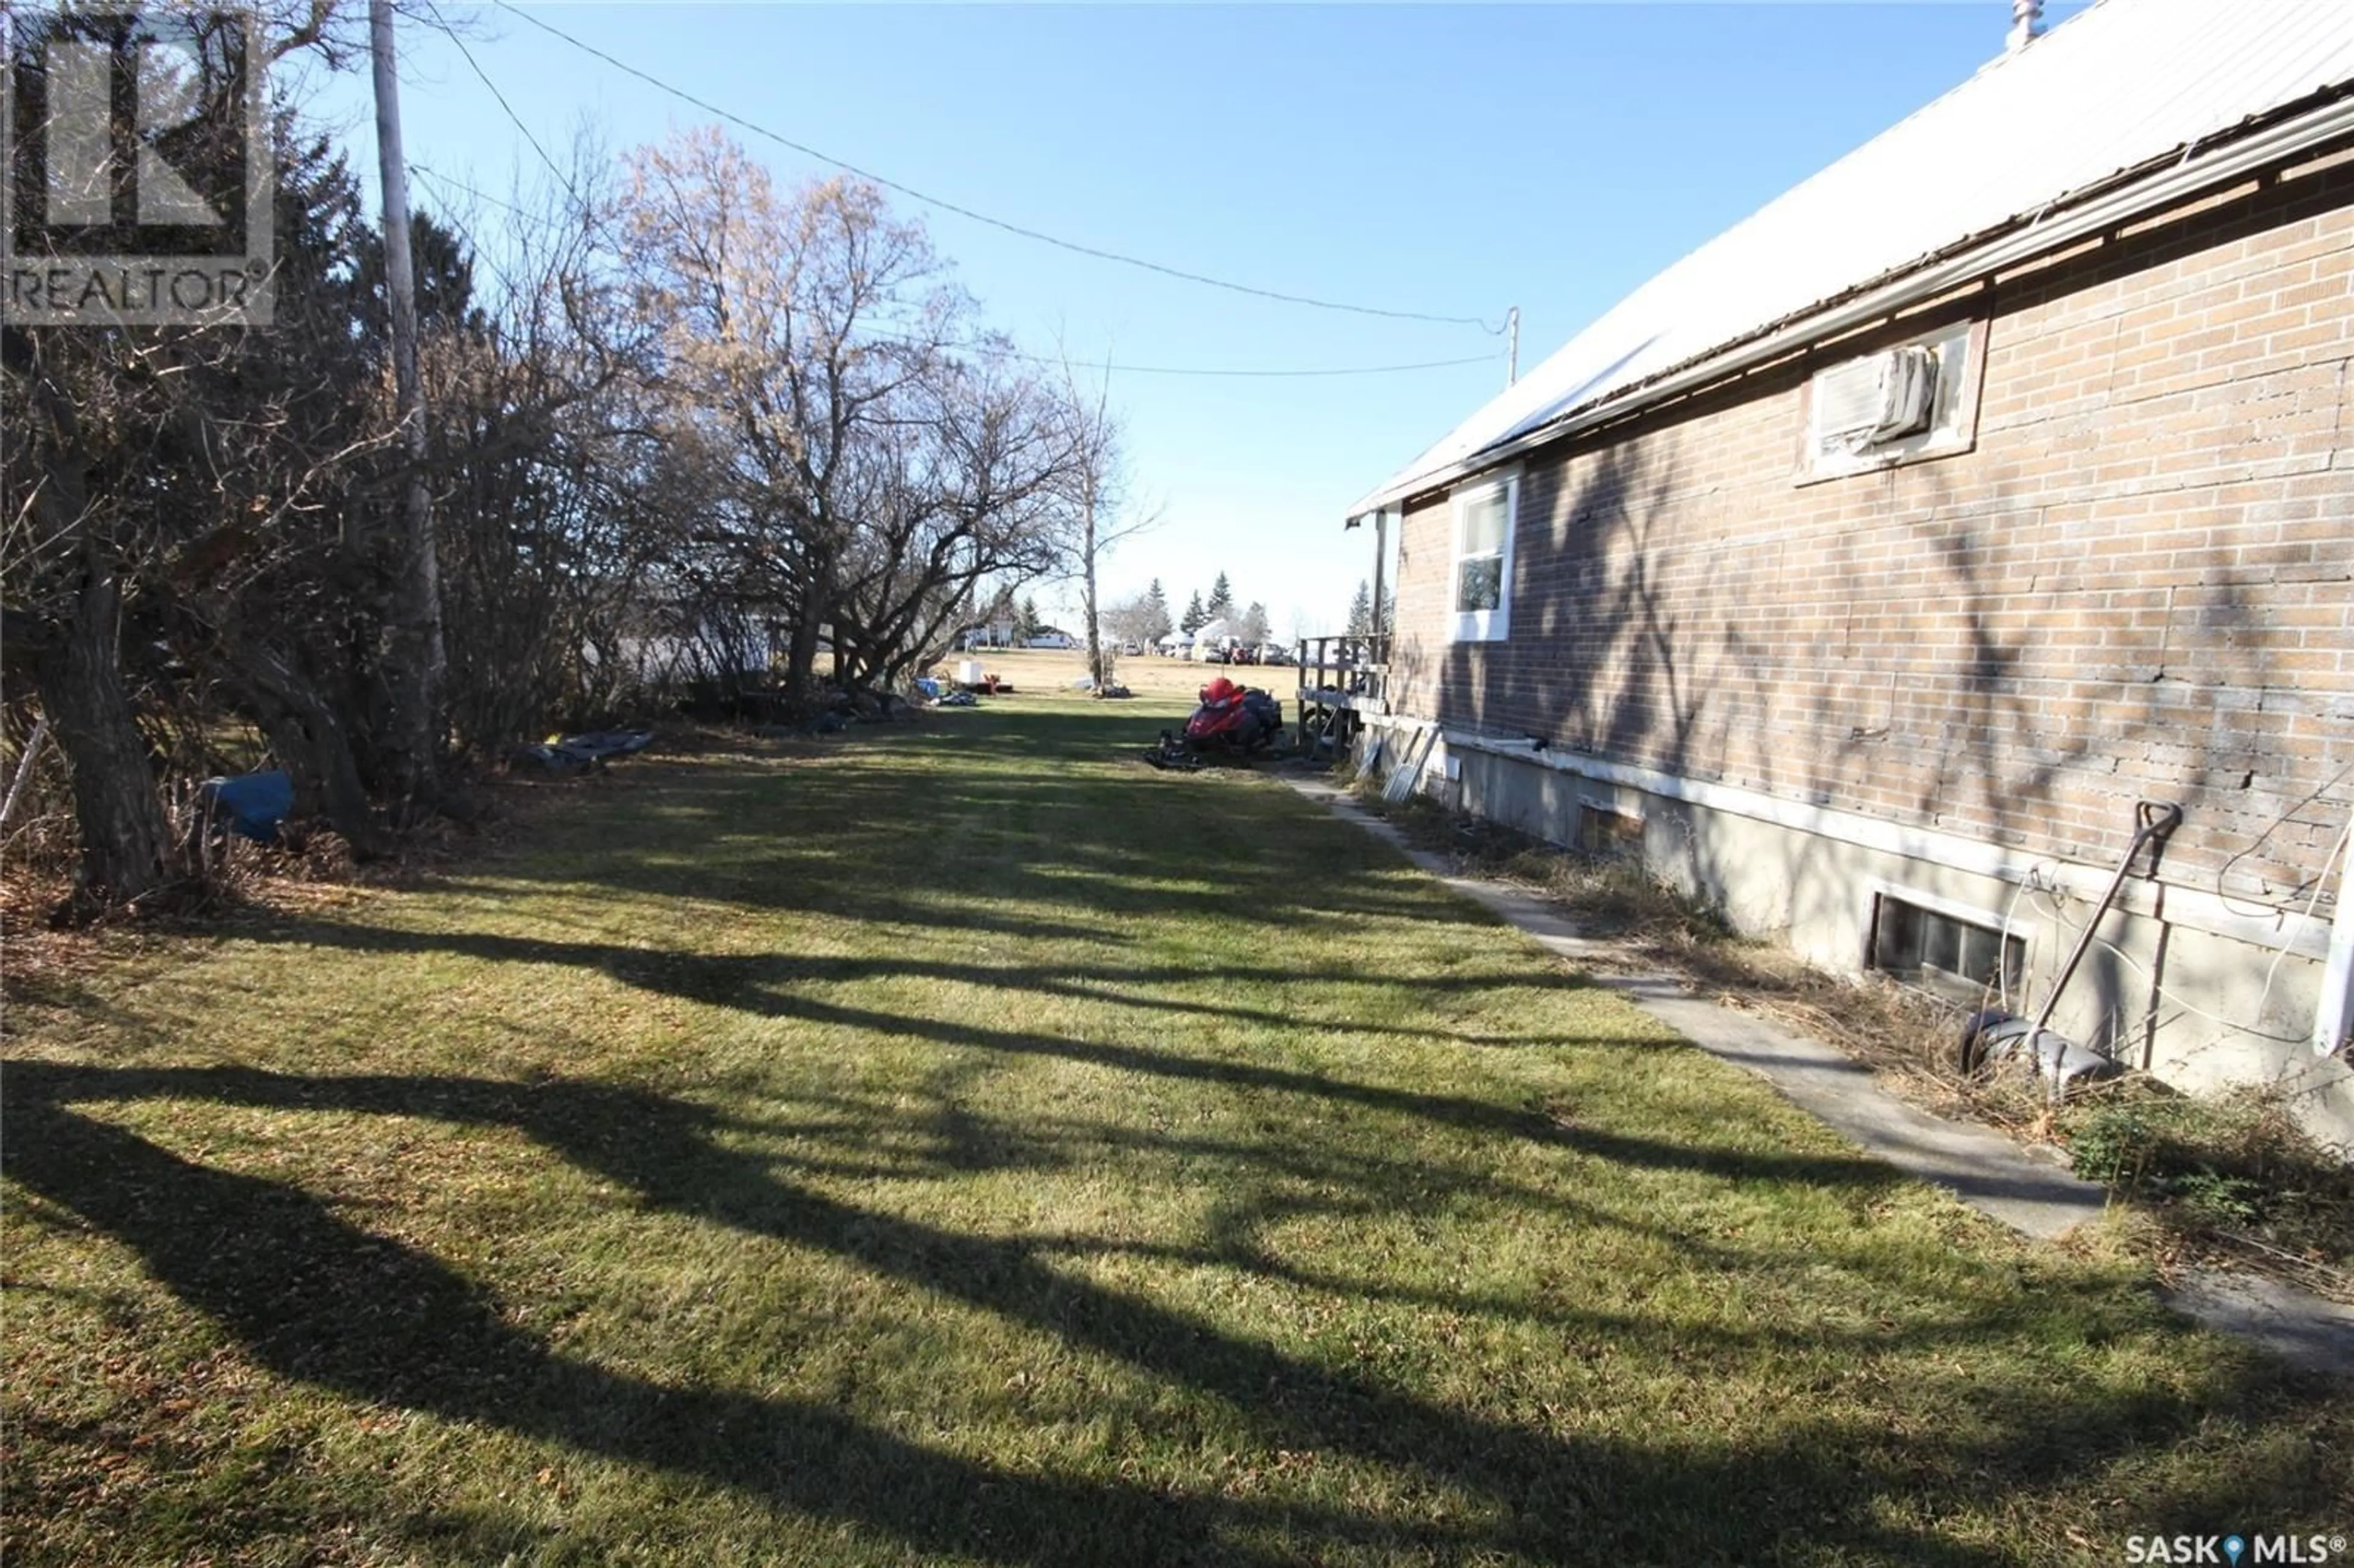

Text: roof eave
xmin=1347 ymin=86 xmax=2354 ymax=520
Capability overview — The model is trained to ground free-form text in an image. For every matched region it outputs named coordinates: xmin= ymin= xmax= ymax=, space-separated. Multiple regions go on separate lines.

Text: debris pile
xmin=511 ymin=729 xmax=656 ymax=777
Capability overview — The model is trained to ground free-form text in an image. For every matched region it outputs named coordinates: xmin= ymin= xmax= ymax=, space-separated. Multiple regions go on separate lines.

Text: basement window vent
xmin=1868 ymin=892 xmax=2024 ymax=1003
xmin=1799 ymin=319 xmax=1980 ymax=483
xmin=1577 ymin=805 xmax=1644 ymax=857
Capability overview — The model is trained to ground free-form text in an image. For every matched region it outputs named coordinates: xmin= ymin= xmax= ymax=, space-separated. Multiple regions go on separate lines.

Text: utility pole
xmin=1506 ymin=306 xmax=1520 ymax=386
xmin=370 ymin=0 xmax=444 ymax=810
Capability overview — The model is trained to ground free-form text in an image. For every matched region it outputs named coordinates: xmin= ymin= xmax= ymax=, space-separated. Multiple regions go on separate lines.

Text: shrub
xmin=2063 ymin=1087 xmax=2354 ymax=1264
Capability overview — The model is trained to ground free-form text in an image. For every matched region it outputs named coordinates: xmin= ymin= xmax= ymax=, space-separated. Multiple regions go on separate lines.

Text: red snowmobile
xmin=1145 ymin=676 xmax=1285 ymax=769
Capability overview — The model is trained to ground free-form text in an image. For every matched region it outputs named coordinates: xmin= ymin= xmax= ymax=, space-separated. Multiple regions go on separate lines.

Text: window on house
xmin=1449 ymin=471 xmax=1517 ymax=642
xmin=1799 ymin=319 xmax=1981 ymax=483
xmin=1868 ymin=892 xmax=2025 ymax=1003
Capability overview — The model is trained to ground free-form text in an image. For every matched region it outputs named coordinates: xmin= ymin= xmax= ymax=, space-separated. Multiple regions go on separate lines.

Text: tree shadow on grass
xmin=12 ymin=883 xmax=2256 ymax=1322
xmin=9 ymin=1060 xmax=2341 ymax=1565
xmin=14 ymin=710 xmax=2346 ymax=1558
xmin=206 ymin=915 xmax=1607 ymax=1051
xmin=451 ymin=714 xmax=1466 ymax=938
xmin=64 ymin=909 xmax=1917 ymax=1202
xmin=2 ymin=1074 xmax=1421 ymax=1567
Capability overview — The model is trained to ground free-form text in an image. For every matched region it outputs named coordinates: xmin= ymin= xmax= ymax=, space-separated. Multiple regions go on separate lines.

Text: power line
xmin=406 ymin=166 xmax=525 ymax=295
xmin=882 ymin=329 xmax=1503 ymax=378
xmin=956 ymin=344 xmax=1504 ymax=379
xmin=486 ymin=0 xmax=1502 ymax=332
xmin=422 ymin=1 xmax=581 ymax=210
xmin=408 ymin=161 xmax=533 ymax=220
xmin=409 ymin=166 xmax=1503 ymax=379
xmin=407 ymin=161 xmax=1503 ymax=379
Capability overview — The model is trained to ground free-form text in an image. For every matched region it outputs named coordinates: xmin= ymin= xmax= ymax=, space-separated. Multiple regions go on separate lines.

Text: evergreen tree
xmin=1145 ymin=578 xmax=1174 ymax=639
xmin=1346 ymin=580 xmax=1373 ymax=637
xmin=1181 ymin=591 xmax=1207 ymax=634
xmin=1238 ymin=601 xmax=1271 ymax=646
xmin=1205 ymin=571 xmax=1235 ymax=619
xmin=1018 ymin=595 xmax=1043 ymax=637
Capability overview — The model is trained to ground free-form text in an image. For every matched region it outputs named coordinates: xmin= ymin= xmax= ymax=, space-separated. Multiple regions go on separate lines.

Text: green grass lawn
xmin=6 ymin=695 xmax=2345 ymax=1566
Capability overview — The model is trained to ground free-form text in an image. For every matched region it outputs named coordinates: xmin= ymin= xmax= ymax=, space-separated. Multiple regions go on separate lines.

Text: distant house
xmin=958 ymin=622 xmax=1019 ymax=651
xmin=1345 ymin=0 xmax=2354 ymax=1136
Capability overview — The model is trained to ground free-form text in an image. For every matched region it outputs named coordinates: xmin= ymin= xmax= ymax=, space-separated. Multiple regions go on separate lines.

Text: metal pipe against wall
xmin=2313 ymin=815 xmax=2354 ymax=1057
xmin=2028 ymin=800 xmax=2181 ymax=1041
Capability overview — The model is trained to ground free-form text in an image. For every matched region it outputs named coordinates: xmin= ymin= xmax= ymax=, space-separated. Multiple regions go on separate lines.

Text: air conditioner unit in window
xmin=1873 ymin=344 xmax=1938 ymax=440
xmin=1813 ymin=344 xmax=1939 ymax=454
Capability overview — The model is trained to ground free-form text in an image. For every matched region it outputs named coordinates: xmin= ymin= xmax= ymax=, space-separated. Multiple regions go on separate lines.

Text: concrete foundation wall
xmin=1407 ymin=734 xmax=2354 ymax=1141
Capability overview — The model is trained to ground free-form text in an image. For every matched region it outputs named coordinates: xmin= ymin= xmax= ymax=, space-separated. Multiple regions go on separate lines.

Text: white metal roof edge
xmin=1347 ymin=87 xmax=2354 ymax=519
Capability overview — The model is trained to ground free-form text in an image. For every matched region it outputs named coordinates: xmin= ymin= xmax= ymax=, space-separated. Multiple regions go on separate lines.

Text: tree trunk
xmin=785 ymin=548 xmax=834 ymax=709
xmin=35 ymin=562 xmax=176 ymax=906
xmin=12 ymin=340 xmax=173 ymax=905
xmin=830 ymin=626 xmax=864 ymax=694
xmin=227 ymin=639 xmax=385 ymax=858
xmin=1083 ymin=528 xmax=1108 ymax=691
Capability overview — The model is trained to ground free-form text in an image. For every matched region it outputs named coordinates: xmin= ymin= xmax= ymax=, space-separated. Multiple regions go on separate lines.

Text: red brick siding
xmin=1388 ymin=154 xmax=2354 ymax=904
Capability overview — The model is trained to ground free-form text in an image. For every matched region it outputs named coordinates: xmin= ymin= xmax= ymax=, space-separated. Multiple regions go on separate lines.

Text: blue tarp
xmin=200 ymin=771 xmax=294 ymax=842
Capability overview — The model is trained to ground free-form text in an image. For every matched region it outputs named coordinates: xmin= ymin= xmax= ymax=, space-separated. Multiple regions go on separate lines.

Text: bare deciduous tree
xmin=1049 ymin=347 xmax=1154 ymax=691
xmin=3 ymin=97 xmax=1103 ymax=915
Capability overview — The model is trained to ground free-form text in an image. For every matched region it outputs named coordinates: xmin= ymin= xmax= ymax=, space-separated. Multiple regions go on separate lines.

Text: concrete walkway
xmin=1283 ymin=774 xmax=2354 ymax=1376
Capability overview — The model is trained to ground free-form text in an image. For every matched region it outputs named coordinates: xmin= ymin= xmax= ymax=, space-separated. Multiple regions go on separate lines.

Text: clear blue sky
xmin=302 ymin=2 xmax=2085 ymax=636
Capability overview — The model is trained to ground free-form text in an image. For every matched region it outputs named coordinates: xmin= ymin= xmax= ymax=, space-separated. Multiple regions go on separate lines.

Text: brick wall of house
xmin=1387 ymin=149 xmax=2354 ymax=909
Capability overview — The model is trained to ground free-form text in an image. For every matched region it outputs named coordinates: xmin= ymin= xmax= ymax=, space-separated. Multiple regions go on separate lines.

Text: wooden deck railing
xmin=1293 ymin=633 xmax=1390 ymax=706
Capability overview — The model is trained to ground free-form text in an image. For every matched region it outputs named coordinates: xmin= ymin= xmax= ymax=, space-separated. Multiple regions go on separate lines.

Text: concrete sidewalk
xmin=1283 ymin=773 xmax=2354 ymax=1376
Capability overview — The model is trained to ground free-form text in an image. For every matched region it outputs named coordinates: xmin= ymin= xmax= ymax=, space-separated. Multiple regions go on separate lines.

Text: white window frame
xmin=1447 ymin=468 xmax=1518 ymax=644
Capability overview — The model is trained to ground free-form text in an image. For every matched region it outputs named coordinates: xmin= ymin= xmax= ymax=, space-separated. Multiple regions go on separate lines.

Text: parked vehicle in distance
xmin=1025 ymin=631 xmax=1074 ymax=649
